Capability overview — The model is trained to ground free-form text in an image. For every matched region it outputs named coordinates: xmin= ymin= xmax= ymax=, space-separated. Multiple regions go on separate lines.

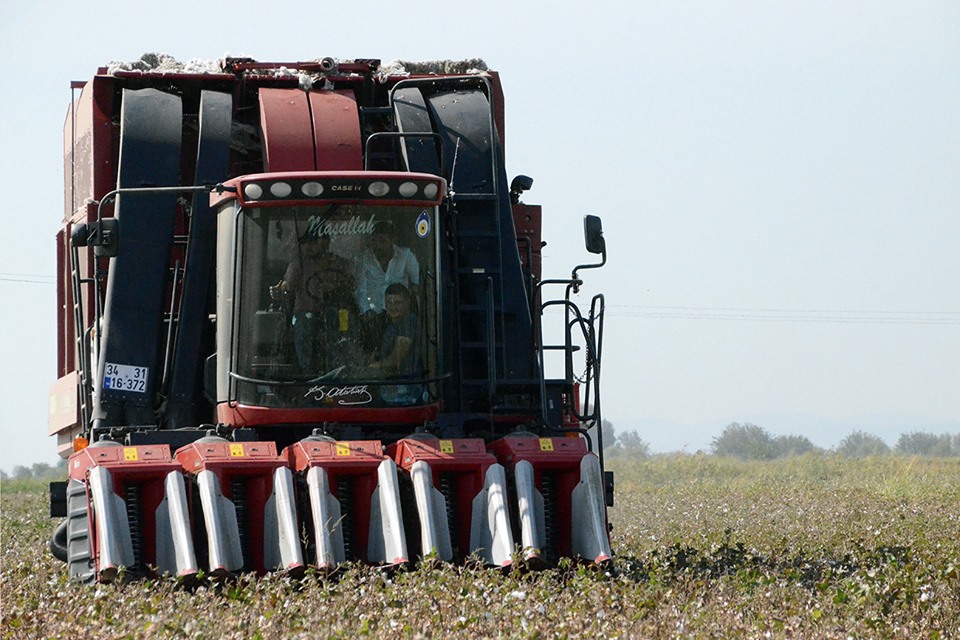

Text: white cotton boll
xmin=299 ymin=74 xmax=315 ymax=91
xmin=181 ymin=58 xmax=223 ymax=74
xmin=377 ymin=60 xmax=409 ymax=80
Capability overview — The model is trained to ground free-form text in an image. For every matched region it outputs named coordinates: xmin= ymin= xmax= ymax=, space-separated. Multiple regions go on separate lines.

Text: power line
xmin=601 ymin=304 xmax=960 ymax=326
xmin=0 ymin=272 xmax=55 ymax=285
xmin=610 ymin=303 xmax=960 ymax=316
xmin=5 ymin=270 xmax=957 ymax=325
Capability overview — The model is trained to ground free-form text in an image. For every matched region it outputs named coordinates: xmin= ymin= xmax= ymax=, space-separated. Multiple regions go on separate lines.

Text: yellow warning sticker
xmin=539 ymin=438 xmax=554 ymax=452
xmin=336 ymin=442 xmax=351 ymax=456
xmin=440 ymin=440 xmax=454 ymax=453
xmin=230 ymin=443 xmax=245 ymax=457
xmin=123 ymin=447 xmax=139 ymax=461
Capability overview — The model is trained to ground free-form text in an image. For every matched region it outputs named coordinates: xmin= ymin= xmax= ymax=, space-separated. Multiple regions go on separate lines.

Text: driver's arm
xmin=374 ymin=336 xmax=412 ymax=375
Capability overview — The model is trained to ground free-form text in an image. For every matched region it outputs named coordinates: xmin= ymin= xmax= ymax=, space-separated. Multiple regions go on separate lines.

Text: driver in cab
xmin=270 ymin=232 xmax=356 ymax=372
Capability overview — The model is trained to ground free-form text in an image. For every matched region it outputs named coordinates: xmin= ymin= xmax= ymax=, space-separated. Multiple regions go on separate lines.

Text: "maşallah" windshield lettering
xmin=305 ymin=214 xmax=376 ymax=238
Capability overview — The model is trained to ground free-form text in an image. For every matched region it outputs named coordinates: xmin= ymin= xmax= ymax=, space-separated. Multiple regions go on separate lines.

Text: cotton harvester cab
xmin=47 ymin=56 xmax=611 ymax=583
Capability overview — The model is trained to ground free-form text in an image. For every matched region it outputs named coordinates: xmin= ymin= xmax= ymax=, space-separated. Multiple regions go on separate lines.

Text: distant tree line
xmin=710 ymin=423 xmax=960 ymax=460
xmin=1 ymin=460 xmax=68 ymax=481
xmin=594 ymin=420 xmax=960 ymax=461
xmin=593 ymin=419 xmax=651 ymax=459
xmin=710 ymin=423 xmax=816 ymax=459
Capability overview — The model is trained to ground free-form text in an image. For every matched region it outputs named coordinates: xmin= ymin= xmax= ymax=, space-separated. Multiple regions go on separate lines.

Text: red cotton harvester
xmin=47 ymin=55 xmax=612 ymax=583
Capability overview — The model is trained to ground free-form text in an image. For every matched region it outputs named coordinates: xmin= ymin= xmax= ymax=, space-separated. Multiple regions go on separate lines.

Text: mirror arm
xmin=571 ymin=249 xmax=606 ymax=293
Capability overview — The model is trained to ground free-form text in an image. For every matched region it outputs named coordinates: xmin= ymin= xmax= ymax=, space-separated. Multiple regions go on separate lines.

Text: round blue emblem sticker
xmin=416 ymin=210 xmax=431 ymax=238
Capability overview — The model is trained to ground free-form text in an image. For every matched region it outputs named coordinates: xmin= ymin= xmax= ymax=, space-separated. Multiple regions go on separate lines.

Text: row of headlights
xmin=242 ymin=180 xmax=440 ymax=201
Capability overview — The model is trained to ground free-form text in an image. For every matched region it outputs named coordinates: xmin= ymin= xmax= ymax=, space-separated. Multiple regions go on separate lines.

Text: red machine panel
xmin=259 ymin=88 xmax=316 ymax=172
xmin=286 ymin=438 xmax=386 ymax=471
xmin=308 ymin=90 xmax=362 ymax=170
xmin=390 ymin=437 xmax=495 ymax=473
xmin=488 ymin=435 xmax=587 ymax=468
xmin=513 ymin=203 xmax=543 ymax=282
xmin=70 ymin=443 xmax=180 ymax=481
xmin=176 ymin=439 xmax=281 ymax=473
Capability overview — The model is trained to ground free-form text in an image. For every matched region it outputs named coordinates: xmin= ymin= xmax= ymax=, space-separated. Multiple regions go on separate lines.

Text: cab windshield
xmin=233 ymin=203 xmax=438 ymax=408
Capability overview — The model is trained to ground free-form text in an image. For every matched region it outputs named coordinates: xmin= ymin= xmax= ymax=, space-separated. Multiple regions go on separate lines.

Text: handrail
xmin=485 ymin=276 xmax=497 ymax=405
xmin=94 ymin=184 xmax=233 ymax=224
xmin=536 ymin=297 xmax=599 ymax=451
xmin=363 ymin=131 xmax=444 ymax=171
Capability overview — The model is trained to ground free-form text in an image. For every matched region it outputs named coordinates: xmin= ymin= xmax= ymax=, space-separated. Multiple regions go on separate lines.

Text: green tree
xmin=31 ymin=462 xmax=53 ymax=478
xmin=836 ymin=430 xmax=890 ymax=457
xmin=895 ymin=431 xmax=954 ymax=457
xmin=589 ymin=419 xmax=618 ymax=453
xmin=711 ymin=423 xmax=776 ymax=460
xmin=600 ymin=419 xmax=617 ymax=452
xmin=617 ymin=430 xmax=651 ymax=459
xmin=773 ymin=434 xmax=818 ymax=457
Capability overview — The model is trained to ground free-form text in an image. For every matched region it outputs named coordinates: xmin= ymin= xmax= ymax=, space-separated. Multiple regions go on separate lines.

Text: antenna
xmin=449 ymin=136 xmax=461 ymax=194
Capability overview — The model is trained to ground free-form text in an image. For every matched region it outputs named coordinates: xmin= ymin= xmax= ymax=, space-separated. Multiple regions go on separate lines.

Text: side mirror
xmin=583 ymin=215 xmax=605 ymax=255
xmin=72 ymin=219 xmax=120 ymax=257
xmin=70 ymin=222 xmax=90 ymax=247
xmin=510 ymin=174 xmax=534 ymax=204
xmin=93 ymin=218 xmax=120 ymax=258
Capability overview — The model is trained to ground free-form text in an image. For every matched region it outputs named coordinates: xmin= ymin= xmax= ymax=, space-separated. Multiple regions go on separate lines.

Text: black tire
xmin=50 ymin=519 xmax=69 ymax=562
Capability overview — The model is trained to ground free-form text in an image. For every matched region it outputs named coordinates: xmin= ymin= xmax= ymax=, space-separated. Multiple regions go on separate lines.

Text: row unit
xmin=66 ymin=434 xmax=612 ymax=582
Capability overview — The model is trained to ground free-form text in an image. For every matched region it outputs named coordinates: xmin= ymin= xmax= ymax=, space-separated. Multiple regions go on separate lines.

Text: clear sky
xmin=1 ymin=1 xmax=957 ymax=470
